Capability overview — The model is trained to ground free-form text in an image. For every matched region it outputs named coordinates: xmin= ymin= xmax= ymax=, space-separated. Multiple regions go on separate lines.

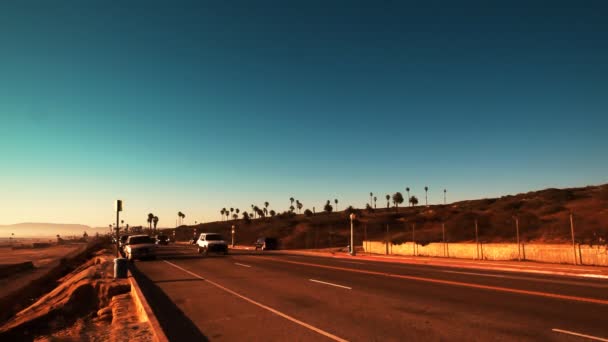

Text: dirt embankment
xmin=0 ymin=249 xmax=154 ymax=341
xmin=169 ymin=183 xmax=608 ymax=249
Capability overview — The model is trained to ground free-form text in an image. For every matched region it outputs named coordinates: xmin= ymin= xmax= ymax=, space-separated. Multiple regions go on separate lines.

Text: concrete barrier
xmin=363 ymin=241 xmax=608 ymax=266
xmin=128 ymin=271 xmax=169 ymax=342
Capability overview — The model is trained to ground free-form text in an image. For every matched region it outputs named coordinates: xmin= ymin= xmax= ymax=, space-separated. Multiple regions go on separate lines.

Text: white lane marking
xmin=162 ymin=260 xmax=348 ymax=342
xmin=309 ymin=279 xmax=352 ymax=290
xmin=235 ymin=263 xmax=252 ymax=268
xmin=580 ymin=274 xmax=608 ymax=279
xmin=552 ymin=328 xmax=608 ymax=341
xmin=337 ymin=261 xmax=365 ymax=265
xmin=442 ymin=270 xmax=508 ymax=278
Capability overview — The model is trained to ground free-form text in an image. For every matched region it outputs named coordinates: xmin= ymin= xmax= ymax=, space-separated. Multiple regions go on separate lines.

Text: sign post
xmin=115 ymin=200 xmax=122 ymax=258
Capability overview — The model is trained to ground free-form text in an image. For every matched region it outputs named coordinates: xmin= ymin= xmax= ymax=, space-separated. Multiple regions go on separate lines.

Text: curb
xmin=128 ymin=270 xmax=169 ymax=342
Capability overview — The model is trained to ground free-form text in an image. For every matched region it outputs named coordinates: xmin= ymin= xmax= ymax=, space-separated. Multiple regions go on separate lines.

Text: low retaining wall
xmin=362 ymin=241 xmax=608 ymax=266
xmin=128 ymin=272 xmax=169 ymax=342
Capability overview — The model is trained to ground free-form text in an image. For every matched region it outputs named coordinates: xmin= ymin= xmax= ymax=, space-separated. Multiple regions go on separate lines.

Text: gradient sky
xmin=1 ymin=1 xmax=607 ymax=228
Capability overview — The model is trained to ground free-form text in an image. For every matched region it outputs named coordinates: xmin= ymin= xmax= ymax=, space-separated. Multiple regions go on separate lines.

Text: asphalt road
xmin=131 ymin=245 xmax=608 ymax=341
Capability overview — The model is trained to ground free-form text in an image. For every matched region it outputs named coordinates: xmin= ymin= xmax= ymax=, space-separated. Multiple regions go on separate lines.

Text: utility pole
xmin=364 ymin=224 xmax=368 ymax=255
xmin=570 ymin=213 xmax=577 ymax=265
xmin=412 ymin=223 xmax=416 ymax=256
xmin=349 ymin=213 xmax=356 ymax=256
xmin=442 ymin=222 xmax=446 ymax=257
xmin=515 ymin=216 xmax=521 ymax=261
xmin=231 ymin=225 xmax=235 ymax=247
xmin=475 ymin=219 xmax=479 ymax=260
xmin=385 ymin=224 xmax=389 ymax=255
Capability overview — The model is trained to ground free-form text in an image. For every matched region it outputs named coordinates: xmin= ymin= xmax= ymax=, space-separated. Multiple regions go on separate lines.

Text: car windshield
xmin=205 ymin=234 xmax=223 ymax=241
xmin=129 ymin=236 xmax=154 ymax=244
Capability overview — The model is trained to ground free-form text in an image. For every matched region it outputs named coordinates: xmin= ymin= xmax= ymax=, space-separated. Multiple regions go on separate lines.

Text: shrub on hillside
xmin=304 ymin=209 xmax=313 ymax=217
xmin=540 ymin=204 xmax=565 ymax=215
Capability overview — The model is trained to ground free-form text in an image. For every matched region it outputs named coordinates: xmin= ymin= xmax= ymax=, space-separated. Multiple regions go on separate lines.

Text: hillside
xmin=170 ymin=184 xmax=608 ymax=249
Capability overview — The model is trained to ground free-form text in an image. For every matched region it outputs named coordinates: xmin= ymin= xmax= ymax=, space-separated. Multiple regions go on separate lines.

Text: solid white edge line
xmin=442 ymin=270 xmax=508 ymax=278
xmin=235 ymin=263 xmax=252 ymax=268
xmin=162 ymin=260 xmax=348 ymax=342
xmin=309 ymin=279 xmax=352 ymax=290
xmin=552 ymin=328 xmax=608 ymax=341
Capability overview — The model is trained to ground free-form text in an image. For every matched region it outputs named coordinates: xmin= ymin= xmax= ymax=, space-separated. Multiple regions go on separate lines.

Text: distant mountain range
xmin=0 ymin=223 xmax=110 ymax=238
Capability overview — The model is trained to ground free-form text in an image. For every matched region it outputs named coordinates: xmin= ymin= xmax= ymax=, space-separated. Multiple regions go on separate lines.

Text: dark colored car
xmin=155 ymin=235 xmax=169 ymax=245
xmin=255 ymin=237 xmax=278 ymax=250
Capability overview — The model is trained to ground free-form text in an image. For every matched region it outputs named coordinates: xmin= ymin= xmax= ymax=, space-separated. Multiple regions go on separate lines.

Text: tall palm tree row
xmin=147 ymin=213 xmax=154 ymax=232
xmin=369 ymin=192 xmax=373 ymax=207
xmin=385 ymin=194 xmax=390 ymax=208
xmin=425 ymin=186 xmax=429 ymax=206
xmin=153 ymin=216 xmax=159 ymax=233
xmin=406 ymin=187 xmax=411 ymax=206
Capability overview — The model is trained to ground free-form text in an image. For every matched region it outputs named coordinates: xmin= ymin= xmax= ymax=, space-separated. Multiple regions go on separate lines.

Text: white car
xmin=124 ymin=235 xmax=157 ymax=261
xmin=196 ymin=233 xmax=228 ymax=256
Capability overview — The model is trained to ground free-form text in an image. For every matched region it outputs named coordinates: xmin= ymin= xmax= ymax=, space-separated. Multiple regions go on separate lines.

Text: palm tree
xmin=177 ymin=211 xmax=183 ymax=225
xmin=424 ymin=186 xmax=429 ymax=206
xmin=444 ymin=189 xmax=447 ymax=205
xmin=147 ymin=213 xmax=154 ymax=232
xmin=236 ymin=208 xmax=240 ymax=218
xmin=263 ymin=207 xmax=268 ymax=216
xmin=334 ymin=198 xmax=338 ymax=212
xmin=270 ymin=210 xmax=276 ymax=217
xmin=392 ymin=192 xmax=404 ymax=212
xmin=374 ymin=196 xmax=377 ymax=208
xmin=369 ymin=192 xmax=373 ymax=207
xmin=181 ymin=212 xmax=186 ymax=224
xmin=297 ymin=201 xmax=303 ymax=213
xmin=324 ymin=200 xmax=333 ymax=214
xmin=153 ymin=216 xmax=159 ymax=233
xmin=406 ymin=187 xmax=410 ymax=206
xmin=410 ymin=195 xmax=419 ymax=206
xmin=220 ymin=208 xmax=225 ymax=221
xmin=253 ymin=206 xmax=260 ymax=218
xmin=264 ymin=202 xmax=269 ymax=211
xmin=230 ymin=208 xmax=234 ymax=217
xmin=290 ymin=197 xmax=295 ymax=210
xmin=385 ymin=194 xmax=390 ymax=208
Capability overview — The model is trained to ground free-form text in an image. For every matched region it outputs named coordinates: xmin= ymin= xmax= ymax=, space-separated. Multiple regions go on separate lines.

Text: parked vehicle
xmin=155 ymin=234 xmax=169 ymax=245
xmin=255 ymin=237 xmax=278 ymax=251
xmin=196 ymin=233 xmax=228 ymax=256
xmin=119 ymin=235 xmax=131 ymax=256
xmin=124 ymin=235 xmax=157 ymax=261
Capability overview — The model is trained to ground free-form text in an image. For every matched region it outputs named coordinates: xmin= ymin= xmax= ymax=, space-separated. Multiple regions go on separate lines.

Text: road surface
xmin=131 ymin=245 xmax=608 ymax=341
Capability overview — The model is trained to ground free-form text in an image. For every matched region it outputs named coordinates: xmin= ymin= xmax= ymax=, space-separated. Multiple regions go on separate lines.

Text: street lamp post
xmin=231 ymin=225 xmax=235 ymax=247
xmin=349 ymin=213 xmax=356 ymax=256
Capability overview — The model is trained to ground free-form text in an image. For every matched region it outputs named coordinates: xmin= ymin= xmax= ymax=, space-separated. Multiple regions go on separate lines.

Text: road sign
xmin=115 ymin=200 xmax=123 ymax=212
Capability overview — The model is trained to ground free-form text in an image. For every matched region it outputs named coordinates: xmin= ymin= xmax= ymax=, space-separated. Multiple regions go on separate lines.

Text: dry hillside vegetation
xmin=172 ymin=184 xmax=608 ymax=249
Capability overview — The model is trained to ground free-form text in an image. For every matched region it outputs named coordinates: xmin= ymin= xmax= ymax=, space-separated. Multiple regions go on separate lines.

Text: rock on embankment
xmin=0 ymin=249 xmax=154 ymax=341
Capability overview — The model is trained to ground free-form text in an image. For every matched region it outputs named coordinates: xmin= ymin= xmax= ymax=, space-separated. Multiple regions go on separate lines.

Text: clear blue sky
xmin=1 ymin=1 xmax=607 ymax=227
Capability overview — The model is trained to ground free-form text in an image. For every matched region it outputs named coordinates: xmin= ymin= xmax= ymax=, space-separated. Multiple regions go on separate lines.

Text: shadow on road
xmin=129 ymin=264 xmax=209 ymax=342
